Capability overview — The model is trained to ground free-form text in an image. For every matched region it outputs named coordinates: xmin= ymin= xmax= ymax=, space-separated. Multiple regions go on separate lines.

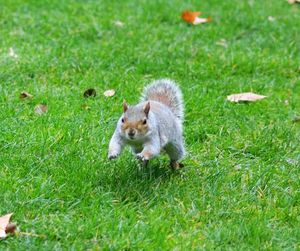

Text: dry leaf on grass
xmin=5 ymin=224 xmax=16 ymax=234
xmin=20 ymin=91 xmax=33 ymax=99
xmin=227 ymin=92 xmax=267 ymax=102
xmin=181 ymin=11 xmax=201 ymax=23
xmin=34 ymin=104 xmax=48 ymax=115
xmin=193 ymin=16 xmax=212 ymax=25
xmin=0 ymin=213 xmax=16 ymax=239
xmin=103 ymin=89 xmax=115 ymax=97
xmin=81 ymin=104 xmax=91 ymax=110
xmin=216 ymin=39 xmax=228 ymax=48
xmin=8 ymin=47 xmax=18 ymax=59
xmin=288 ymin=0 xmax=300 ymax=4
xmin=181 ymin=11 xmax=212 ymax=25
xmin=268 ymin=16 xmax=276 ymax=22
xmin=83 ymin=88 xmax=96 ymax=98
xmin=114 ymin=20 xmax=124 ymax=27
xmin=0 ymin=214 xmax=46 ymax=240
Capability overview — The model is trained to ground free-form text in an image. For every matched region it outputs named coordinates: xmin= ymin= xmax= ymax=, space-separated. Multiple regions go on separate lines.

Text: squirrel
xmin=108 ymin=79 xmax=185 ymax=169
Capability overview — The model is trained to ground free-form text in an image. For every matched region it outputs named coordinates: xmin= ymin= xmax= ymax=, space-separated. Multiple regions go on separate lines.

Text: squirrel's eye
xmin=143 ymin=119 xmax=147 ymax=125
xmin=121 ymin=118 xmax=125 ymax=123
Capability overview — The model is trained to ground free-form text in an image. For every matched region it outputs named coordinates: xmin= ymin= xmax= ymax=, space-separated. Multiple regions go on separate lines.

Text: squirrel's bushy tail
xmin=141 ymin=79 xmax=184 ymax=120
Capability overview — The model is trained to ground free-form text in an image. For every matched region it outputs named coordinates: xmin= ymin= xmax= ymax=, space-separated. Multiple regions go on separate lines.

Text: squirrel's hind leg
xmin=164 ymin=141 xmax=185 ymax=170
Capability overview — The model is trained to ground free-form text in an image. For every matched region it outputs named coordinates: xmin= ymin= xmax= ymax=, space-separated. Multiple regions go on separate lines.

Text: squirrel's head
xmin=120 ymin=101 xmax=150 ymax=141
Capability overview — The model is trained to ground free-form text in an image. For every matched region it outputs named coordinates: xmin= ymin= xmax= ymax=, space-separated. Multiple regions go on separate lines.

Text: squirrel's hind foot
xmin=170 ymin=161 xmax=184 ymax=170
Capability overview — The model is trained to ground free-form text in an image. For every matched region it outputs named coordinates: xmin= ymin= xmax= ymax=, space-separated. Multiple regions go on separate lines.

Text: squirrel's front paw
xmin=108 ymin=152 xmax=119 ymax=160
xmin=136 ymin=153 xmax=149 ymax=161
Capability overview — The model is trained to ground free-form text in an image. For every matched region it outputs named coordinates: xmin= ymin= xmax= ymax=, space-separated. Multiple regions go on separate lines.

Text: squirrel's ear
xmin=123 ymin=101 xmax=128 ymax=112
xmin=143 ymin=102 xmax=150 ymax=117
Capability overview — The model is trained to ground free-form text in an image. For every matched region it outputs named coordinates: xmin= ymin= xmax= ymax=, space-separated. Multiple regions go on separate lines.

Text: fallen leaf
xmin=193 ymin=16 xmax=212 ymax=25
xmin=81 ymin=104 xmax=91 ymax=110
xmin=114 ymin=20 xmax=124 ymax=27
xmin=227 ymin=92 xmax=267 ymax=102
xmin=8 ymin=47 xmax=18 ymax=59
xmin=0 ymin=213 xmax=15 ymax=239
xmin=181 ymin=11 xmax=212 ymax=25
xmin=103 ymin=89 xmax=115 ymax=97
xmin=83 ymin=88 xmax=96 ymax=98
xmin=5 ymin=224 xmax=17 ymax=234
xmin=0 ymin=231 xmax=5 ymax=239
xmin=268 ymin=16 xmax=276 ymax=22
xmin=20 ymin=91 xmax=33 ymax=99
xmin=34 ymin=104 xmax=48 ymax=115
xmin=181 ymin=11 xmax=201 ymax=23
xmin=216 ymin=39 xmax=228 ymax=48
xmin=288 ymin=0 xmax=300 ymax=4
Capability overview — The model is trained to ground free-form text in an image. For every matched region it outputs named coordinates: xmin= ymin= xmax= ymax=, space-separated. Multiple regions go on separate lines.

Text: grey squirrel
xmin=108 ymin=79 xmax=185 ymax=169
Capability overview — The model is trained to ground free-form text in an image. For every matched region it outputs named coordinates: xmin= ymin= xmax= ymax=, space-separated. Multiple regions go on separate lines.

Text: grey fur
xmin=108 ymin=79 xmax=185 ymax=166
xmin=141 ymin=79 xmax=184 ymax=120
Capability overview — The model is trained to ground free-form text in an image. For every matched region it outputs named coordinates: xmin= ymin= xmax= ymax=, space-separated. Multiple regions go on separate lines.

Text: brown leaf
xmin=181 ymin=11 xmax=212 ymax=25
xmin=0 ymin=213 xmax=14 ymax=239
xmin=5 ymin=223 xmax=17 ymax=234
xmin=83 ymin=88 xmax=96 ymax=98
xmin=227 ymin=92 xmax=267 ymax=102
xmin=103 ymin=89 xmax=115 ymax=97
xmin=20 ymin=91 xmax=33 ymax=99
xmin=288 ymin=0 xmax=300 ymax=4
xmin=34 ymin=104 xmax=48 ymax=115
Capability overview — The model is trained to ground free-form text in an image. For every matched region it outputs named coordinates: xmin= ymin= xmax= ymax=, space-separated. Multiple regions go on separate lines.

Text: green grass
xmin=1 ymin=0 xmax=300 ymax=250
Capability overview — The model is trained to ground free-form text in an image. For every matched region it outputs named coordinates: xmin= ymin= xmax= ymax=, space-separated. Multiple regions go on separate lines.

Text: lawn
xmin=1 ymin=0 xmax=300 ymax=250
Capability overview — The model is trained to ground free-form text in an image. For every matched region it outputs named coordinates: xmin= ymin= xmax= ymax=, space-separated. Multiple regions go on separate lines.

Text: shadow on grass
xmin=96 ymin=158 xmax=184 ymax=204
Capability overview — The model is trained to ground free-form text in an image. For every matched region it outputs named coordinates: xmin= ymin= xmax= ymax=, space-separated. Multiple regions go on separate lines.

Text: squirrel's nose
xmin=128 ymin=129 xmax=136 ymax=137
